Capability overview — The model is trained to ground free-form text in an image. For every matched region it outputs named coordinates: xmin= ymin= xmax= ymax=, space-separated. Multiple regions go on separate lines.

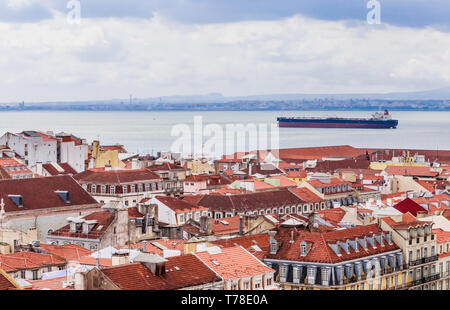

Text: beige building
xmin=89 ymin=141 xmax=125 ymax=169
xmin=380 ymin=213 xmax=442 ymax=290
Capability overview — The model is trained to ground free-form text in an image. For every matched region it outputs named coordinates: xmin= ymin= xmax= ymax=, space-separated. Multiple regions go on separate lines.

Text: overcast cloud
xmin=0 ymin=1 xmax=449 ymax=102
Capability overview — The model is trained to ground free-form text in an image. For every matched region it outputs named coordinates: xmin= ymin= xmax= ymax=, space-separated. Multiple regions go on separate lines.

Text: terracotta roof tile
xmin=0 ymin=252 xmax=66 ymax=273
xmin=102 ymin=254 xmax=221 ymax=290
xmin=266 ymin=224 xmax=398 ymax=264
xmin=0 ymin=175 xmax=98 ymax=213
xmin=195 ymin=246 xmax=274 ymax=280
xmin=74 ymin=169 xmax=161 ymax=184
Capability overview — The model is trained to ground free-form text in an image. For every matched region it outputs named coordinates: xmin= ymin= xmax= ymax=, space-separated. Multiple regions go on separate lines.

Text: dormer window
xmin=8 ymin=195 xmax=23 ymax=207
xmin=270 ymin=239 xmax=278 ymax=254
xmin=55 ymin=191 xmax=70 ymax=203
xmin=91 ymin=184 xmax=96 ymax=193
xmin=300 ymin=242 xmax=307 ymax=256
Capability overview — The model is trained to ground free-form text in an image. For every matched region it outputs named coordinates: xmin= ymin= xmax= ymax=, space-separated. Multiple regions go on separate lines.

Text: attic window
xmin=55 ymin=191 xmax=70 ymax=203
xmin=174 ymin=266 xmax=180 ymax=271
xmin=300 ymin=242 xmax=307 ymax=257
xmin=8 ymin=195 xmax=23 ymax=207
xmin=211 ymin=259 xmax=220 ymax=266
xmin=96 ymin=225 xmax=103 ymax=231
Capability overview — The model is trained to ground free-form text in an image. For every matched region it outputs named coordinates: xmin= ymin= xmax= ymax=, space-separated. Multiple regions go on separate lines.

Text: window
xmin=431 ymin=246 xmax=435 ymax=256
xmin=101 ymin=185 xmax=106 ymax=194
xmin=254 ymin=282 xmax=261 ymax=289
xmin=122 ymin=185 xmax=128 ymax=194
xmin=293 ymin=267 xmax=300 ymax=280
xmin=91 ymin=184 xmax=96 ymax=193
xmin=231 ymin=283 xmax=238 ymax=290
xmin=20 ymin=270 xmax=26 ymax=279
xmin=416 ymin=249 xmax=421 ymax=260
xmin=130 ymin=185 xmax=135 ymax=193
xmin=243 ymin=281 xmax=250 ymax=289
xmin=138 ymin=184 xmax=143 ymax=192
xmin=145 ymin=184 xmax=150 ymax=192
xmin=125 ymin=201 xmax=129 ymax=206
xmin=267 ymin=277 xmax=272 ymax=286
xmin=110 ymin=185 xmax=115 ymax=194
xmin=179 ymin=214 xmax=185 ymax=223
xmin=279 ymin=265 xmax=287 ymax=278
xmin=32 ymin=270 xmax=38 ymax=280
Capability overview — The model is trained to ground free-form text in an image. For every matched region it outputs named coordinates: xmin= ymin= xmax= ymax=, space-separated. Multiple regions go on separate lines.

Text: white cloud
xmin=0 ymin=13 xmax=450 ymax=102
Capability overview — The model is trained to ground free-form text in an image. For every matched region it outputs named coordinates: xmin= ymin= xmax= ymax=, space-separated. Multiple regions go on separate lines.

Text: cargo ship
xmin=277 ymin=110 xmax=398 ymax=129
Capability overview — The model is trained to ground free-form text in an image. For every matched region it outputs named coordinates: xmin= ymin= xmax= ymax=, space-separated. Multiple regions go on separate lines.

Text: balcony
xmin=422 ymin=255 xmax=438 ymax=264
xmin=408 ymin=255 xmax=438 ymax=267
xmin=389 ymin=273 xmax=441 ymax=290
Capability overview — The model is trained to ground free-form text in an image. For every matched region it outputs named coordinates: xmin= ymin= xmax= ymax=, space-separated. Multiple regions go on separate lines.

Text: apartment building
xmin=380 ymin=213 xmax=440 ymax=290
xmin=263 ymin=224 xmax=406 ymax=290
xmin=74 ymin=168 xmax=163 ymax=206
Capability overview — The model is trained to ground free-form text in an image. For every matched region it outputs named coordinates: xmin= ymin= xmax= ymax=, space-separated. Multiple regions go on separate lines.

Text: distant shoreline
xmin=0 ymin=100 xmax=449 ymax=112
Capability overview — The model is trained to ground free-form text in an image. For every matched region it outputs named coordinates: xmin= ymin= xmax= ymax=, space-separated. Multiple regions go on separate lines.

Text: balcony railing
xmin=408 ymin=255 xmax=438 ymax=267
xmin=422 ymin=255 xmax=438 ymax=263
xmin=392 ymin=273 xmax=441 ymax=290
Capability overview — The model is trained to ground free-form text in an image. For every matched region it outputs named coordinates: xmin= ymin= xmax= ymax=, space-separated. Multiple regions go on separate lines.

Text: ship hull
xmin=277 ymin=118 xmax=398 ymax=129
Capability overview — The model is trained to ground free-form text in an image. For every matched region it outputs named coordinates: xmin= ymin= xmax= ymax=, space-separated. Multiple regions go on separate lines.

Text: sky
xmin=1 ymin=0 xmax=450 ymax=102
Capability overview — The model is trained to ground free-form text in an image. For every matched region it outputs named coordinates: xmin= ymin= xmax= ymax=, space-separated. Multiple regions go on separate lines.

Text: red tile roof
xmin=392 ymin=198 xmax=428 ymax=216
xmin=195 ymin=246 xmax=274 ymax=280
xmin=146 ymin=163 xmax=184 ymax=171
xmin=38 ymin=244 xmax=91 ymax=261
xmin=212 ymin=216 xmax=241 ymax=235
xmin=0 ymin=269 xmax=20 ymax=290
xmin=78 ymin=256 xmax=112 ymax=267
xmin=101 ymin=255 xmax=221 ymax=290
xmin=432 ymin=228 xmax=450 ymax=243
xmin=28 ymin=276 xmax=72 ymax=290
xmin=127 ymin=207 xmax=144 ymax=218
xmin=266 ymin=224 xmax=398 ymax=263
xmin=0 ymin=252 xmax=66 ymax=273
xmin=123 ymin=240 xmax=185 ymax=255
xmin=307 ymin=178 xmax=352 ymax=188
xmin=318 ymin=208 xmax=347 ymax=225
xmin=289 ymin=187 xmax=324 ymax=202
xmin=101 ymin=145 xmax=127 ymax=153
xmin=42 ymin=163 xmax=77 ymax=176
xmin=0 ymin=175 xmax=98 ymax=213
xmin=384 ymin=166 xmax=438 ymax=177
xmin=381 ymin=213 xmax=432 ymax=230
xmin=211 ymin=233 xmax=271 ymax=255
xmin=74 ymin=169 xmax=161 ymax=184
xmin=184 ymin=174 xmax=231 ymax=186
xmin=154 ymin=196 xmax=208 ymax=213
xmin=49 ymin=210 xmax=115 ymax=240
xmin=191 ymin=189 xmax=306 ymax=213
xmin=279 ymin=145 xmax=368 ymax=161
